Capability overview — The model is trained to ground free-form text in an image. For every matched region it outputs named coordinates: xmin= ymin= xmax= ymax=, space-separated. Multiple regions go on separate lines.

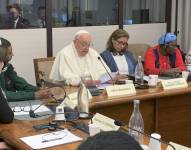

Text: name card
xmin=106 ymin=84 xmax=136 ymax=98
xmin=92 ymin=113 xmax=120 ymax=131
xmin=62 ymin=90 xmax=92 ymax=109
xmin=161 ymin=78 xmax=188 ymax=90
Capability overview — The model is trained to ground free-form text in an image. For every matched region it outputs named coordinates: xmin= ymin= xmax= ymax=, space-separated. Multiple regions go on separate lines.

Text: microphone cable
xmin=114 ymin=120 xmax=176 ymax=150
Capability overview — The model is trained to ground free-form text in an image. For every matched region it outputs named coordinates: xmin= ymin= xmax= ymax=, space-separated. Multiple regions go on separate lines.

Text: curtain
xmin=177 ymin=0 xmax=191 ymax=53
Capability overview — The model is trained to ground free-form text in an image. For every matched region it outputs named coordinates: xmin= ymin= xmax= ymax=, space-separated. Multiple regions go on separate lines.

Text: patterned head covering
xmin=158 ymin=33 xmax=177 ymax=44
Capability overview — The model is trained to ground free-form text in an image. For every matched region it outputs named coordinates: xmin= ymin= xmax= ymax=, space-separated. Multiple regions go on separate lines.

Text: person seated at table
xmin=50 ymin=30 xmax=111 ymax=86
xmin=77 ymin=131 xmax=143 ymax=150
xmin=100 ymin=29 xmax=136 ymax=76
xmin=0 ymin=37 xmax=53 ymax=102
xmin=144 ymin=33 xmax=186 ymax=77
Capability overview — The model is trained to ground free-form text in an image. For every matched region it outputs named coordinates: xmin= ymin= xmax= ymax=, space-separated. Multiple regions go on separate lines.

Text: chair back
xmin=128 ymin=43 xmax=151 ymax=60
xmin=33 ymin=57 xmax=55 ymax=85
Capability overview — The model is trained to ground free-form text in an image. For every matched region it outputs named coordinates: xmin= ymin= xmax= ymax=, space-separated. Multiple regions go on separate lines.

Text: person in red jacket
xmin=144 ymin=33 xmax=186 ymax=77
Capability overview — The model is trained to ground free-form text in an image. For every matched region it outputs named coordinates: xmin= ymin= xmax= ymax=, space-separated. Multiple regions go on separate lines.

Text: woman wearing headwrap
xmin=144 ymin=33 xmax=186 ymax=77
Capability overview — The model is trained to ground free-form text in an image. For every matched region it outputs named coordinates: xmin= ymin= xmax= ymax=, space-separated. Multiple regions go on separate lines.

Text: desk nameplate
xmin=106 ymin=84 xmax=136 ymax=98
xmin=161 ymin=78 xmax=188 ymax=90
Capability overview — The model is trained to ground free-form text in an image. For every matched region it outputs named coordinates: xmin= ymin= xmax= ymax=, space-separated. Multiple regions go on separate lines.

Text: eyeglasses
xmin=77 ymin=39 xmax=93 ymax=48
xmin=42 ymin=130 xmax=68 ymax=143
xmin=115 ymin=40 xmax=128 ymax=47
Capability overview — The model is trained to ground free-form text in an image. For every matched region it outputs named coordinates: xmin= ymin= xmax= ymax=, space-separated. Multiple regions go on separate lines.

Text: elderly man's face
xmin=74 ymin=34 xmax=92 ymax=57
xmin=166 ymin=40 xmax=177 ymax=55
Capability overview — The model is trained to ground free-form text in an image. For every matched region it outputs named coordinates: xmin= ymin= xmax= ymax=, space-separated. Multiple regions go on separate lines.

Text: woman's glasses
xmin=115 ymin=40 xmax=128 ymax=47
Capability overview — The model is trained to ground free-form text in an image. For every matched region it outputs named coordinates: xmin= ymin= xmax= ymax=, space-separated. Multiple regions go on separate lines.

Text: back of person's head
xmin=77 ymin=131 xmax=143 ymax=150
xmin=0 ymin=38 xmax=11 ymax=63
xmin=107 ymin=29 xmax=130 ymax=50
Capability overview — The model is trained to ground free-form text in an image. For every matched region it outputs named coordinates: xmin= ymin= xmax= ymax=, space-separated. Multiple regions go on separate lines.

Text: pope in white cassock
xmin=49 ymin=30 xmax=110 ymax=86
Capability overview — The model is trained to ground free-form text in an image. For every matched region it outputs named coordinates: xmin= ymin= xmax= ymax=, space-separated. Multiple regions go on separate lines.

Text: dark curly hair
xmin=77 ymin=131 xmax=143 ymax=150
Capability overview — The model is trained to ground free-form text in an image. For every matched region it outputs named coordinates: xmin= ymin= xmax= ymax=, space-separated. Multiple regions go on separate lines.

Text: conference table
xmin=0 ymin=117 xmax=169 ymax=150
xmin=89 ymin=82 xmax=191 ymax=148
xmin=1 ymin=82 xmax=191 ymax=149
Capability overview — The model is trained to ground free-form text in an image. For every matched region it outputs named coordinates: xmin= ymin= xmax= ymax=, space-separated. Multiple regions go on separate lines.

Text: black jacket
xmin=0 ymin=88 xmax=14 ymax=123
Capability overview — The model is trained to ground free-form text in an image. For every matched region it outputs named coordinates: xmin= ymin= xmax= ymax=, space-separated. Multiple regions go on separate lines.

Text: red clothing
xmin=144 ymin=45 xmax=186 ymax=75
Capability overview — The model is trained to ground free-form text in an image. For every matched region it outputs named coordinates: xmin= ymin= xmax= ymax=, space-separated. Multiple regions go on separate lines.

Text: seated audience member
xmin=3 ymin=3 xmax=30 ymax=29
xmin=0 ymin=37 xmax=52 ymax=102
xmin=101 ymin=29 xmax=136 ymax=76
xmin=50 ymin=30 xmax=110 ymax=86
xmin=36 ymin=6 xmax=46 ymax=28
xmin=77 ymin=131 xmax=143 ymax=150
xmin=144 ymin=33 xmax=186 ymax=77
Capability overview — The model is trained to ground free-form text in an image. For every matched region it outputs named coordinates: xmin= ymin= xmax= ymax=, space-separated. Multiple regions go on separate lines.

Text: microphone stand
xmin=29 ymin=102 xmax=45 ymax=118
xmin=97 ymin=56 xmax=115 ymax=85
xmin=114 ymin=120 xmax=176 ymax=150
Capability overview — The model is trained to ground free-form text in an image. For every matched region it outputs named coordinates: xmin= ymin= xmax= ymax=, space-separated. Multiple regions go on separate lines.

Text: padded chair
xmin=128 ymin=43 xmax=151 ymax=60
xmin=33 ymin=57 xmax=55 ymax=85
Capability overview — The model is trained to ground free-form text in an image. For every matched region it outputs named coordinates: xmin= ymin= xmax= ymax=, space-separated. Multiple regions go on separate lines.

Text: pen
xmin=41 ymin=137 xmax=63 ymax=143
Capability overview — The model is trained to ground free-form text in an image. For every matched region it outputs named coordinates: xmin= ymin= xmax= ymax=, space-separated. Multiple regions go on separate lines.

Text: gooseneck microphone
xmin=114 ymin=119 xmax=176 ymax=150
xmin=29 ymin=102 xmax=45 ymax=118
xmin=97 ymin=56 xmax=114 ymax=85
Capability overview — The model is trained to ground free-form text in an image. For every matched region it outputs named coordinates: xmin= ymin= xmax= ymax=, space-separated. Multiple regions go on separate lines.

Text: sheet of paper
xmin=100 ymin=72 xmax=118 ymax=83
xmin=20 ymin=129 xmax=82 ymax=149
xmin=97 ymin=83 xmax=112 ymax=90
xmin=167 ymin=142 xmax=191 ymax=150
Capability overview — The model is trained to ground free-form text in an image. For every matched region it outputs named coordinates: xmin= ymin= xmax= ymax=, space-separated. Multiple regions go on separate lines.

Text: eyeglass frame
xmin=76 ymin=38 xmax=93 ymax=48
xmin=41 ymin=130 xmax=68 ymax=143
xmin=115 ymin=39 xmax=128 ymax=47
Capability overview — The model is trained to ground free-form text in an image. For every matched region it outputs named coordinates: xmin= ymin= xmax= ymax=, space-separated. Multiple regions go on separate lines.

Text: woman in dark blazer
xmin=101 ymin=29 xmax=136 ymax=76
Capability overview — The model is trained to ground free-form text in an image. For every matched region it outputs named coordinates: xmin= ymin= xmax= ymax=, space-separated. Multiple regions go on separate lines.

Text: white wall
xmin=124 ymin=23 xmax=166 ymax=46
xmin=0 ymin=23 xmax=166 ymax=85
xmin=0 ymin=29 xmax=47 ymax=85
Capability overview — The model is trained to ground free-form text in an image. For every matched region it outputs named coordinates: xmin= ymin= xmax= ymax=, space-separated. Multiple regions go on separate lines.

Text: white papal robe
xmin=49 ymin=42 xmax=110 ymax=85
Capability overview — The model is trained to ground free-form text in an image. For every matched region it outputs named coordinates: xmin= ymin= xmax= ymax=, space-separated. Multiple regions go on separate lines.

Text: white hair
xmin=74 ymin=30 xmax=90 ymax=39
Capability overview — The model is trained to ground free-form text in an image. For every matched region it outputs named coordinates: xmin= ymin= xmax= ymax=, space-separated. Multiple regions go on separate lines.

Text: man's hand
xmin=83 ymin=80 xmax=101 ymax=86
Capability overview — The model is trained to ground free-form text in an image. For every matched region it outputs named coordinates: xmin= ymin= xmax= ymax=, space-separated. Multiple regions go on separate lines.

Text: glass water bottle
xmin=135 ymin=56 xmax=144 ymax=85
xmin=128 ymin=100 xmax=144 ymax=144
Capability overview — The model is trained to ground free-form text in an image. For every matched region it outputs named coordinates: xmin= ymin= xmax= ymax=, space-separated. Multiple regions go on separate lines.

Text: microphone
xmin=97 ymin=56 xmax=115 ymax=85
xmin=114 ymin=119 xmax=176 ymax=150
xmin=29 ymin=102 xmax=45 ymax=118
xmin=29 ymin=94 xmax=57 ymax=118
